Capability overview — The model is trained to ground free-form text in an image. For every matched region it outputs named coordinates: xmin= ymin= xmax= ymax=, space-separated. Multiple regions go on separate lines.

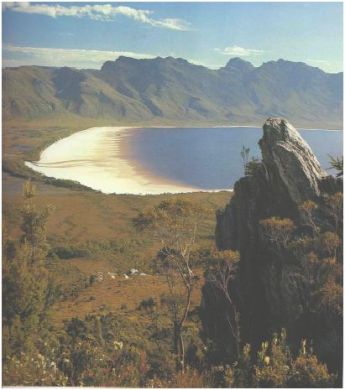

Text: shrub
xmin=138 ymin=297 xmax=156 ymax=311
xmin=328 ymin=155 xmax=343 ymax=178
xmin=65 ymin=318 xmax=88 ymax=343
xmin=51 ymin=245 xmax=91 ymax=259
xmin=260 ymin=217 xmax=295 ymax=248
xmin=253 ymin=330 xmax=290 ymax=387
xmin=320 ymin=231 xmax=340 ymax=257
xmin=317 ymin=279 xmax=343 ymax=316
xmin=245 ymin=158 xmax=262 ymax=176
xmin=147 ymin=348 xmax=176 ymax=381
xmin=3 ymin=351 xmax=68 ymax=386
xmin=288 ymin=353 xmax=335 ymax=387
xmin=173 ymin=367 xmax=206 ymax=388
xmin=230 ymin=330 xmax=336 ymax=388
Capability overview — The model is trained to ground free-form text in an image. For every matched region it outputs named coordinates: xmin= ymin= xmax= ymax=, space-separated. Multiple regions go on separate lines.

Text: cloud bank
xmin=3 ymin=2 xmax=191 ymax=31
xmin=3 ymin=45 xmax=156 ymax=69
xmin=215 ymin=45 xmax=264 ymax=57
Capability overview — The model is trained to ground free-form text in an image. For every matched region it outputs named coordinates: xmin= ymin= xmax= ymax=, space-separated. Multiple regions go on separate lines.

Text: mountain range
xmin=3 ymin=56 xmax=343 ymax=128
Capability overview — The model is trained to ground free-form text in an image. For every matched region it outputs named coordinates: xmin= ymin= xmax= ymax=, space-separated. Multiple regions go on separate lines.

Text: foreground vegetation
xmin=3 ymin=172 xmax=232 ymax=386
xmin=3 ymin=178 xmax=339 ymax=386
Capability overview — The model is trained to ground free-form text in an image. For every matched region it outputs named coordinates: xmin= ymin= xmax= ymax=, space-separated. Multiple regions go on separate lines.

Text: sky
xmin=2 ymin=1 xmax=343 ymax=73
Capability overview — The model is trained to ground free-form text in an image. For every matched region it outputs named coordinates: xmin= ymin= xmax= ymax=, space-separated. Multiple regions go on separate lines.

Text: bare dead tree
xmin=133 ymin=199 xmax=204 ymax=372
xmin=206 ymin=250 xmax=241 ymax=359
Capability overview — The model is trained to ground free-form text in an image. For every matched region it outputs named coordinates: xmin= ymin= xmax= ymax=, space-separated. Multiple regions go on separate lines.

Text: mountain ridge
xmin=3 ymin=57 xmax=343 ymax=128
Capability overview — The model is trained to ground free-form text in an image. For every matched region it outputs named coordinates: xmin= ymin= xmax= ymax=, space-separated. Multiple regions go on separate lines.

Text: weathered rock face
xmin=208 ymin=118 xmax=342 ymax=369
xmin=216 ymin=118 xmax=328 ymax=251
xmin=260 ymin=118 xmax=325 ymax=203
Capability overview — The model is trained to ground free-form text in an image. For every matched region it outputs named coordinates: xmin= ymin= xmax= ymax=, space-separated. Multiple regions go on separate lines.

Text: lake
xmin=26 ymin=127 xmax=343 ymax=195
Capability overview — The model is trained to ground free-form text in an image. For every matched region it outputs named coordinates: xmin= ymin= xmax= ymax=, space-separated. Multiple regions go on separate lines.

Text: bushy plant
xmin=138 ymin=297 xmax=156 ymax=312
xmin=227 ymin=330 xmax=335 ymax=388
xmin=51 ymin=245 xmax=91 ymax=259
xmin=3 ymin=350 xmax=68 ymax=386
xmin=288 ymin=352 xmax=335 ymax=387
xmin=3 ymin=181 xmax=52 ymax=355
xmin=260 ymin=217 xmax=295 ymax=249
xmin=253 ymin=330 xmax=290 ymax=387
xmin=328 ymin=155 xmax=343 ymax=178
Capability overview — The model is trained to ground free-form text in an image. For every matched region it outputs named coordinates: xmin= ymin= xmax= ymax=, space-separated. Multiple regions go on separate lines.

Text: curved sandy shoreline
xmin=25 ymin=126 xmax=231 ymax=195
xmin=24 ymin=125 xmax=341 ymax=195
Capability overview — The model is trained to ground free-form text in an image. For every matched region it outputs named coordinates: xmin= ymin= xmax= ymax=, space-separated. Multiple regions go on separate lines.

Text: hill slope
xmin=3 ymin=57 xmax=343 ymax=128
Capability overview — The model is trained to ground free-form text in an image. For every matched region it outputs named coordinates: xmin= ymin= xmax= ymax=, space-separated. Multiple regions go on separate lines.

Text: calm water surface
xmin=127 ymin=127 xmax=343 ymax=190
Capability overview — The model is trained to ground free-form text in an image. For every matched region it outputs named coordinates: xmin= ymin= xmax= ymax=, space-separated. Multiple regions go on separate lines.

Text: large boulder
xmin=260 ymin=118 xmax=325 ymax=203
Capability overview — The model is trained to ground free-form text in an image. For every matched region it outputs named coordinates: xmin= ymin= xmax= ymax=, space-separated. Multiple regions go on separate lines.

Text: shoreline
xmin=24 ymin=125 xmax=341 ymax=196
xmin=25 ymin=126 xmax=232 ymax=195
xmin=126 ymin=124 xmax=343 ymax=131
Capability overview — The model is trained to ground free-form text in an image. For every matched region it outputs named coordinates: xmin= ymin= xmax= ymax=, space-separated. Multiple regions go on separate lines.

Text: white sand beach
xmin=25 ymin=126 xmax=215 ymax=195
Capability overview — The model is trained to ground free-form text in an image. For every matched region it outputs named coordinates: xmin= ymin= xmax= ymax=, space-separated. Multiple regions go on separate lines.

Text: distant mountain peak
xmin=101 ymin=56 xmax=138 ymax=72
xmin=223 ymin=57 xmax=255 ymax=73
xmin=109 ymin=55 xmax=191 ymax=65
xmin=115 ymin=56 xmax=138 ymax=64
xmin=263 ymin=58 xmax=316 ymax=69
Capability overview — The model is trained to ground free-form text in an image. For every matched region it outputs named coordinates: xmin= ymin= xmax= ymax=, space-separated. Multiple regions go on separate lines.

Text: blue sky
xmin=2 ymin=2 xmax=343 ymax=72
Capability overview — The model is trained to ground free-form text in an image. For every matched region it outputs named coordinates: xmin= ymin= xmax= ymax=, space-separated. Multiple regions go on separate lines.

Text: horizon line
xmin=2 ymin=54 xmax=343 ymax=75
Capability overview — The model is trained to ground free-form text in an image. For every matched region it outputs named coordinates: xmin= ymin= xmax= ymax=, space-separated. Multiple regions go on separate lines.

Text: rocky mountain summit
xmin=205 ymin=118 xmax=342 ymax=372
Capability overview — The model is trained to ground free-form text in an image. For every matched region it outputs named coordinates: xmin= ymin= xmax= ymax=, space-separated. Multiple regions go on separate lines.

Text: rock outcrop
xmin=204 ymin=118 xmax=342 ymax=370
xmin=216 ymin=118 xmax=330 ymax=252
xmin=260 ymin=118 xmax=325 ymax=203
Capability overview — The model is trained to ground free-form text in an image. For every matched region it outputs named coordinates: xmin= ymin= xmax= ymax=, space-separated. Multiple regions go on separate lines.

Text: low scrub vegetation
xmin=2 ymin=165 xmax=342 ymax=386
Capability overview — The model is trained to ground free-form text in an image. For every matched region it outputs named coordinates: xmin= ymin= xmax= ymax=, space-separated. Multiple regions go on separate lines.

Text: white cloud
xmin=305 ymin=59 xmax=334 ymax=69
xmin=3 ymin=3 xmax=191 ymax=31
xmin=215 ymin=45 xmax=264 ymax=57
xmin=307 ymin=59 xmax=330 ymax=65
xmin=151 ymin=18 xmax=191 ymax=31
xmin=188 ymin=59 xmax=220 ymax=69
xmin=305 ymin=59 xmax=342 ymax=73
xmin=3 ymin=45 xmax=156 ymax=69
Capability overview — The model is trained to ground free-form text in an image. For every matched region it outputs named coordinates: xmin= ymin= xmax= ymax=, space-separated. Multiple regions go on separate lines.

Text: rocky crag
xmin=203 ymin=118 xmax=342 ymax=372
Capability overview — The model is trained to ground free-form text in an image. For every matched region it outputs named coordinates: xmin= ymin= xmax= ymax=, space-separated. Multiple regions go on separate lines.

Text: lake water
xmin=26 ymin=127 xmax=343 ymax=194
xmin=125 ymin=127 xmax=343 ymax=190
